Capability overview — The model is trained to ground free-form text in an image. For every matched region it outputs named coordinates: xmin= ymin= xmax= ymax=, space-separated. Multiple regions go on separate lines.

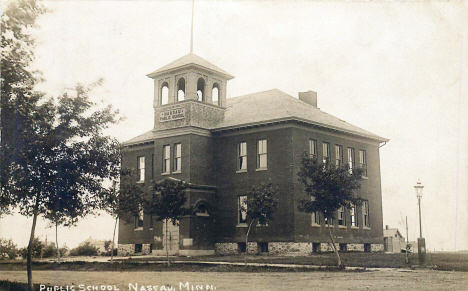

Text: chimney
xmin=385 ymin=225 xmax=389 ymax=230
xmin=299 ymin=91 xmax=317 ymax=107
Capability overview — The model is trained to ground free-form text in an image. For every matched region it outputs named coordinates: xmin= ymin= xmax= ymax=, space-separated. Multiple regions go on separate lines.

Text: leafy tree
xmin=1 ymin=1 xmax=121 ymax=288
xmin=0 ymin=238 xmax=18 ymax=259
xmin=241 ymin=181 xmax=278 ymax=267
xmin=103 ymin=169 xmax=144 ymax=263
xmin=297 ymin=156 xmax=364 ymax=268
xmin=143 ymin=178 xmax=191 ymax=266
xmin=0 ymin=0 xmax=46 ymax=217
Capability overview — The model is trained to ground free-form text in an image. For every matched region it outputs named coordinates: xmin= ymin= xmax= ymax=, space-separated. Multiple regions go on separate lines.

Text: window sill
xmin=236 ymin=223 xmax=248 ymax=228
xmin=256 ymin=223 xmax=269 ymax=227
xmin=172 ymin=171 xmax=181 ymax=174
xmin=351 ymin=226 xmax=359 ymax=230
xmin=136 ymin=181 xmax=145 ymax=184
xmin=256 ymin=168 xmax=267 ymax=172
xmin=236 ymin=169 xmax=247 ymax=174
xmin=363 ymin=226 xmax=371 ymax=230
xmin=338 ymin=225 xmax=347 ymax=229
xmin=362 ymin=176 xmax=368 ymax=180
xmin=325 ymin=225 xmax=334 ymax=228
xmin=161 ymin=172 xmax=171 ymax=176
xmin=134 ymin=228 xmax=143 ymax=231
xmin=311 ymin=224 xmax=321 ymax=228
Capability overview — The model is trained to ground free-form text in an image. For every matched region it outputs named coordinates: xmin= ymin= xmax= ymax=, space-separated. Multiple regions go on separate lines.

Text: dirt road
xmin=1 ymin=269 xmax=467 ymax=290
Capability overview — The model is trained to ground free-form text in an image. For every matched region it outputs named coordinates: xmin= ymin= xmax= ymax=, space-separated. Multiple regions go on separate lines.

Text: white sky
xmin=1 ymin=0 xmax=467 ymax=251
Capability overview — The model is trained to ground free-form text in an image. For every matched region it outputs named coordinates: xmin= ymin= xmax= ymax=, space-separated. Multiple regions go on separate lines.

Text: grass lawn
xmin=1 ymin=252 xmax=467 ymax=272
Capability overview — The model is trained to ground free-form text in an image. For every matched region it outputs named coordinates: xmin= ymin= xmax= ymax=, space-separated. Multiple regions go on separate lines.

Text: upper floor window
xmin=137 ymin=156 xmax=145 ymax=182
xmin=309 ymin=139 xmax=317 ymax=160
xmin=348 ymin=147 xmax=355 ymax=174
xmin=257 ymin=139 xmax=267 ymax=169
xmin=212 ymin=83 xmax=220 ymax=105
xmin=177 ymin=77 xmax=186 ymax=101
xmin=324 ymin=217 xmax=334 ymax=227
xmin=350 ymin=203 xmax=357 ymax=227
xmin=161 ymin=83 xmax=169 ymax=105
xmin=359 ymin=150 xmax=367 ymax=177
xmin=322 ymin=142 xmax=330 ymax=167
xmin=238 ymin=195 xmax=247 ymax=225
xmin=335 ymin=145 xmax=343 ymax=168
xmin=197 ymin=77 xmax=205 ymax=102
xmin=237 ymin=142 xmax=247 ymax=171
xmin=174 ymin=143 xmax=182 ymax=172
xmin=163 ymin=145 xmax=171 ymax=173
xmin=338 ymin=206 xmax=345 ymax=226
xmin=362 ymin=201 xmax=370 ymax=228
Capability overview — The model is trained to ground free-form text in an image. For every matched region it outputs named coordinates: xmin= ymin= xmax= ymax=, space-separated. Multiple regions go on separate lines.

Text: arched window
xmin=161 ymin=82 xmax=169 ymax=105
xmin=177 ymin=77 xmax=186 ymax=101
xmin=197 ymin=77 xmax=205 ymax=102
xmin=196 ymin=203 xmax=210 ymax=217
xmin=212 ymin=83 xmax=220 ymax=105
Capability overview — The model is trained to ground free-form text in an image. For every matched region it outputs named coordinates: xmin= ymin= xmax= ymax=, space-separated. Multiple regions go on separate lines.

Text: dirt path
xmin=1 ymin=269 xmax=467 ymax=290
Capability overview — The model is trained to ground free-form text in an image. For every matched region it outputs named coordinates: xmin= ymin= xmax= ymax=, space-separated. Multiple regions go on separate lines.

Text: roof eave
xmin=212 ymin=117 xmax=389 ymax=143
xmin=147 ymin=63 xmax=235 ymax=80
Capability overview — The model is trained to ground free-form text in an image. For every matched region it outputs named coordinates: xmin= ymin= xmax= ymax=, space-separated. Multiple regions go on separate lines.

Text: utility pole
xmin=405 ymin=216 xmax=409 ymax=264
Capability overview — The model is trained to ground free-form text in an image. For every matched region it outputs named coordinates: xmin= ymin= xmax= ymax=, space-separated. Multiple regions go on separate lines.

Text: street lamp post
xmin=414 ymin=179 xmax=426 ymax=266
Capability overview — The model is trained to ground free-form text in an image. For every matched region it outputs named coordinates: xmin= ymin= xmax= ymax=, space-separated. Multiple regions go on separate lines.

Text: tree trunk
xmin=244 ymin=219 xmax=255 ymax=267
xmin=165 ymin=219 xmax=170 ymax=267
xmin=327 ymin=225 xmax=343 ymax=268
xmin=55 ymin=221 xmax=60 ymax=262
xmin=27 ymin=206 xmax=39 ymax=291
xmin=111 ymin=216 xmax=118 ymax=264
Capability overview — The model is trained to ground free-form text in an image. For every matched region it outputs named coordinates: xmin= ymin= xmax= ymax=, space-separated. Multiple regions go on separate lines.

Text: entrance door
xmin=162 ymin=220 xmax=179 ymax=255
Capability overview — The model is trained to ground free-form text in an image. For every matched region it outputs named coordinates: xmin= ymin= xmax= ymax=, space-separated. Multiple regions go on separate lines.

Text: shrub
xmin=69 ymin=242 xmax=98 ymax=256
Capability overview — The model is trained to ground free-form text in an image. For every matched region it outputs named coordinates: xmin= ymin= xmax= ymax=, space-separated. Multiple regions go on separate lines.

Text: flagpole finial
xmin=190 ymin=0 xmax=194 ymax=53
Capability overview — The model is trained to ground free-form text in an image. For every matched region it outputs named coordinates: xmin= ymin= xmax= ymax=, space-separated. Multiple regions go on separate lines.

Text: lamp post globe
xmin=414 ymin=179 xmax=426 ymax=266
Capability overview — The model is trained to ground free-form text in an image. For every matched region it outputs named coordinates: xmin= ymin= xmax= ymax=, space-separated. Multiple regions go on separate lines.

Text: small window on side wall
xmin=322 ymin=142 xmax=330 ymax=167
xmin=362 ymin=201 xmax=370 ymax=228
xmin=359 ymin=150 xmax=367 ymax=177
xmin=163 ymin=145 xmax=170 ymax=173
xmin=237 ymin=142 xmax=247 ymax=171
xmin=257 ymin=139 xmax=267 ymax=169
xmin=137 ymin=156 xmax=145 ymax=182
xmin=309 ymin=139 xmax=317 ymax=160
xmin=174 ymin=143 xmax=181 ymax=172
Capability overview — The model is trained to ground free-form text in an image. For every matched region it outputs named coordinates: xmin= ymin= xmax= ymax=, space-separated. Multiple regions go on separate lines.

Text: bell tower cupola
xmin=147 ymin=53 xmax=234 ymax=108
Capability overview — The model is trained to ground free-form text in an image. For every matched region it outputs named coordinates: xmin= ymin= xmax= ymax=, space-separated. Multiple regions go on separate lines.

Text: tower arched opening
xmin=197 ymin=77 xmax=205 ymax=102
xmin=177 ymin=77 xmax=186 ymax=101
xmin=161 ymin=82 xmax=169 ymax=105
xmin=212 ymin=83 xmax=220 ymax=105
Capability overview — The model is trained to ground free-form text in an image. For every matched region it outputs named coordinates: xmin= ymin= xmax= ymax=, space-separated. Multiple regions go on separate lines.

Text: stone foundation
xmin=216 ymin=242 xmax=383 ymax=255
xmin=348 ymin=243 xmax=365 ymax=252
xmin=117 ymin=244 xmax=134 ymax=256
xmin=215 ymin=243 xmax=238 ymax=255
xmin=269 ymin=242 xmax=313 ymax=255
xmin=142 ymin=244 xmax=151 ymax=255
xmin=371 ymin=244 xmax=384 ymax=252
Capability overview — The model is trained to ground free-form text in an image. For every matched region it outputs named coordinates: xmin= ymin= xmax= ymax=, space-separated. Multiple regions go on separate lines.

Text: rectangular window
xmin=174 ymin=143 xmax=182 ymax=172
xmin=348 ymin=148 xmax=355 ymax=174
xmin=322 ymin=142 xmax=330 ymax=167
xmin=338 ymin=206 xmax=345 ymax=226
xmin=335 ymin=145 xmax=343 ymax=168
xmin=257 ymin=139 xmax=267 ymax=169
xmin=311 ymin=211 xmax=320 ymax=226
xmin=137 ymin=156 xmax=145 ymax=182
xmin=238 ymin=196 xmax=247 ymax=224
xmin=350 ymin=203 xmax=357 ymax=227
xmin=324 ymin=217 xmax=333 ymax=227
xmin=309 ymin=139 xmax=317 ymax=159
xmin=134 ymin=210 xmax=143 ymax=230
xmin=163 ymin=145 xmax=170 ymax=173
xmin=363 ymin=201 xmax=370 ymax=228
xmin=149 ymin=214 xmax=154 ymax=229
xmin=237 ymin=142 xmax=247 ymax=171
xmin=359 ymin=150 xmax=367 ymax=177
